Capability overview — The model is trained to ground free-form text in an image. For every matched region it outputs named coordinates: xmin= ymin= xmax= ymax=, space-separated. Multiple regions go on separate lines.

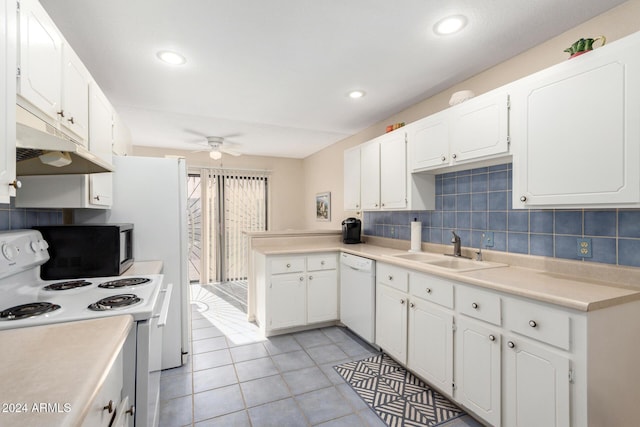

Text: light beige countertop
xmin=253 ymin=237 xmax=640 ymax=312
xmin=122 ymin=260 xmax=163 ymax=275
xmin=0 ymin=316 xmax=133 ymax=427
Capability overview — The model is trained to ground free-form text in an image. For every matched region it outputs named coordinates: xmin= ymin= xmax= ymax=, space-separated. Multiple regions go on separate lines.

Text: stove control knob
xmin=40 ymin=240 xmax=49 ymax=250
xmin=2 ymin=244 xmax=16 ymax=261
xmin=29 ymin=241 xmax=39 ymax=253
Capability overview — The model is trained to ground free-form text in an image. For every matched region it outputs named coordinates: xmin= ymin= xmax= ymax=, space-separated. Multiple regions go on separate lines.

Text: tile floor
xmin=158 ymin=284 xmax=484 ymax=426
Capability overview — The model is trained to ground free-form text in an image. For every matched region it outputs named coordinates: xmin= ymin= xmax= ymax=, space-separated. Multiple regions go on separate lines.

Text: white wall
xmin=302 ymin=0 xmax=640 ymax=230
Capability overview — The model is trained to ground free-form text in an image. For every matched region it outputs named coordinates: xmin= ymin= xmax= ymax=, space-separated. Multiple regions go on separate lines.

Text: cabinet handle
xmin=388 ymin=275 xmax=393 ymax=281
xmin=299 ymin=276 xmax=304 ymax=282
xmin=309 ymin=275 xmax=313 ymax=280
xmin=374 ymin=203 xmax=379 ymax=207
xmin=56 ymin=109 xmax=65 ymax=118
xmin=68 ymin=116 xmax=75 ymax=125
xmin=425 ymin=287 xmax=432 ymax=294
xmin=400 ymin=299 xmax=406 ymax=305
xmin=441 ymin=155 xmax=446 ymax=162
xmin=103 ymin=400 xmax=114 ymax=413
xmin=381 ymin=203 xmax=385 ymax=207
xmin=94 ymin=195 xmax=101 ymax=201
xmin=520 ymin=195 xmax=527 ymax=202
xmin=9 ymin=180 xmax=21 ymax=189
xmin=452 ymin=153 xmax=457 ymax=159
xmin=471 ymin=302 xmax=479 ymax=309
xmin=320 ymin=261 xmax=325 ymax=266
xmin=286 ymin=263 xmax=291 ymax=268
xmin=489 ymin=335 xmax=496 ymax=341
xmin=125 ymin=405 xmax=135 ymax=416
xmin=507 ymin=341 xmax=515 ymax=349
xmin=409 ymin=302 xmax=415 ymax=308
xmin=529 ymin=320 xmax=537 ymax=328
xmin=356 ymin=204 xmax=359 ymax=208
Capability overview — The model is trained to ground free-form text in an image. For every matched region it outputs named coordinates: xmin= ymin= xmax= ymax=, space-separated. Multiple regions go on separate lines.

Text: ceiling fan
xmin=191 ymin=136 xmax=242 ymax=160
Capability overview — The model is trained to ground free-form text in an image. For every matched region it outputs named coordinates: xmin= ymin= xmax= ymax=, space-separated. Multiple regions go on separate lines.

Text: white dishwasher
xmin=340 ymin=253 xmax=376 ymax=344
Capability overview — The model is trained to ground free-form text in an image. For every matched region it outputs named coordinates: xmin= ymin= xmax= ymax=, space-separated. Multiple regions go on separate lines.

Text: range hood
xmin=15 ymin=105 xmax=114 ymax=176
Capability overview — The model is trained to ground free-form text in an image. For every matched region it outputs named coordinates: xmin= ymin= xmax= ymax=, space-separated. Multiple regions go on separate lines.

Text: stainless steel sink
xmin=389 ymin=252 xmax=506 ymax=272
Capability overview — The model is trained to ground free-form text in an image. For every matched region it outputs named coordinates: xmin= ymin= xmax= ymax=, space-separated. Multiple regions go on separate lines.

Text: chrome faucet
xmin=451 ymin=231 xmax=462 ymax=257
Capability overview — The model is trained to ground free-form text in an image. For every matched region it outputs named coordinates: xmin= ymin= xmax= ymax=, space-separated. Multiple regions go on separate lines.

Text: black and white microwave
xmin=34 ymin=224 xmax=134 ymax=279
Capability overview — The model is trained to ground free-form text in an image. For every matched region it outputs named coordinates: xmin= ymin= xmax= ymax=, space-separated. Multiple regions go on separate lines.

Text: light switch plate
xmin=577 ymin=238 xmax=592 ymax=258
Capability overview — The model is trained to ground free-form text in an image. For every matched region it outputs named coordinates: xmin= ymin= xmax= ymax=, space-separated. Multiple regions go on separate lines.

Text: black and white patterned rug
xmin=334 ymin=354 xmax=465 ymax=426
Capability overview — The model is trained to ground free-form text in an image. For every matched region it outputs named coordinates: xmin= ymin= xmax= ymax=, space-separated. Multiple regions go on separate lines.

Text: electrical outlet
xmin=390 ymin=227 xmax=395 ymax=237
xmin=483 ymin=232 xmax=494 ymax=248
xmin=577 ymin=238 xmax=592 ymax=258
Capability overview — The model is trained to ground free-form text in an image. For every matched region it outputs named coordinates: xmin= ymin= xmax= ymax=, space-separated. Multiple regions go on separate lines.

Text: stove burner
xmin=88 ymin=294 xmax=142 ymax=311
xmin=0 ymin=302 xmax=61 ymax=320
xmin=43 ymin=280 xmax=93 ymax=291
xmin=98 ymin=278 xmax=151 ymax=289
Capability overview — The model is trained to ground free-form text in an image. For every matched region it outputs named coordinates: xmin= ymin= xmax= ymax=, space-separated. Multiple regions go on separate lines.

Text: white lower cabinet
xmin=256 ymin=252 xmax=338 ymax=335
xmin=81 ymin=349 xmax=124 ymax=427
xmin=455 ymin=316 xmax=502 ymax=426
xmin=408 ymin=297 xmax=453 ymax=395
xmin=503 ymin=335 xmax=570 ymax=427
xmin=375 ymin=283 xmax=408 ymax=363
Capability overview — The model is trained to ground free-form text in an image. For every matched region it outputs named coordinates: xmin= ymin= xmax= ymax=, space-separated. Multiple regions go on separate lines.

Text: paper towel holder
xmin=408 ymin=217 xmax=423 ymax=253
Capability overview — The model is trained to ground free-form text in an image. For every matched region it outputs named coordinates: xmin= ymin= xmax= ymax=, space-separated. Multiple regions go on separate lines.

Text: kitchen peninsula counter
xmin=251 ymin=236 xmax=640 ymax=312
xmin=0 ymin=315 xmax=133 ymax=427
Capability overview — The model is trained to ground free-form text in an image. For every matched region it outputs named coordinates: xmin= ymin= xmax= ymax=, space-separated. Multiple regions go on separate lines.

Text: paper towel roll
xmin=409 ymin=221 xmax=422 ymax=252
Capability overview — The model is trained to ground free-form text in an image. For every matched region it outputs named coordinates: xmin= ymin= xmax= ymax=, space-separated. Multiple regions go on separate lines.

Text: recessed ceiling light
xmin=348 ymin=90 xmax=366 ymax=99
xmin=433 ymin=15 xmax=467 ymax=35
xmin=157 ymin=50 xmax=186 ymax=65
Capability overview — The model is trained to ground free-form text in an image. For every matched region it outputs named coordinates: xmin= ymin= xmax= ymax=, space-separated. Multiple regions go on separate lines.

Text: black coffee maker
xmin=342 ymin=217 xmax=362 ymax=244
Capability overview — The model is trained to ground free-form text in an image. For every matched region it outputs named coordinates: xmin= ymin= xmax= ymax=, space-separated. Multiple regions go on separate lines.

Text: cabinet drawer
xmin=307 ymin=253 xmax=337 ymax=271
xmin=457 ymin=286 xmax=501 ymax=325
xmin=377 ymin=263 xmax=408 ymax=292
xmin=504 ymin=298 xmax=570 ymax=350
xmin=270 ymin=256 xmax=305 ymax=274
xmin=409 ymin=272 xmax=454 ymax=309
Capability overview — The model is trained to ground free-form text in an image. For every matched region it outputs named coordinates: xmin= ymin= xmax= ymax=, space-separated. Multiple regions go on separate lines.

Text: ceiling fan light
xmin=209 ymin=150 xmax=222 ymax=160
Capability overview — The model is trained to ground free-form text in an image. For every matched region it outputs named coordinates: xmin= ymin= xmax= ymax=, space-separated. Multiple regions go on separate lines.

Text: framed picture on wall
xmin=316 ymin=192 xmax=331 ymax=221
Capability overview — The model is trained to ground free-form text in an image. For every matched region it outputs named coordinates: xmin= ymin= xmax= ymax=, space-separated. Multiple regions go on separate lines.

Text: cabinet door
xmin=89 ymin=173 xmax=112 ymax=207
xmin=409 ymin=111 xmax=450 ymax=171
xmin=360 ymin=140 xmax=380 ymax=210
xmin=375 ymin=284 xmax=407 ymax=364
xmin=112 ymin=112 xmax=132 ymax=156
xmin=343 ymin=146 xmax=361 ymax=210
xmin=18 ymin=0 xmax=63 ymax=119
xmin=0 ymin=0 xmax=16 ymax=203
xmin=503 ymin=336 xmax=570 ymax=427
xmin=408 ymin=298 xmax=453 ymax=395
xmin=61 ymin=44 xmax=90 ymax=142
xmin=380 ymin=131 xmax=407 ymax=209
xmin=450 ymin=91 xmax=509 ymax=164
xmin=513 ymin=34 xmax=640 ymax=208
xmin=455 ymin=317 xmax=501 ymax=427
xmin=268 ymin=274 xmax=306 ymax=330
xmin=89 ymin=82 xmax=114 ymax=162
xmin=307 ymin=270 xmax=338 ymax=323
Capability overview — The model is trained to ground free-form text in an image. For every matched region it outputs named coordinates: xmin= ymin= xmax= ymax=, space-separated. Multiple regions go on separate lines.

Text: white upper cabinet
xmin=512 ymin=31 xmax=640 ymax=208
xmin=409 ymin=89 xmax=510 ymax=173
xmin=61 ymin=45 xmax=90 ymax=142
xmin=449 ymin=91 xmax=510 ymax=164
xmin=0 ymin=0 xmax=16 ymax=203
xmin=17 ymin=0 xmax=62 ymax=119
xmin=360 ymin=139 xmax=380 ymax=210
xmin=343 ymin=145 xmax=361 ymax=210
xmin=379 ymin=130 xmax=407 ymax=209
xmin=408 ymin=111 xmax=449 ymax=171
xmin=89 ymin=82 xmax=114 ymax=162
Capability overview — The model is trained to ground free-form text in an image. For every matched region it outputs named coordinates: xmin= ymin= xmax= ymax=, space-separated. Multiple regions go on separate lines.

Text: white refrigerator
xmin=76 ymin=156 xmax=190 ymax=369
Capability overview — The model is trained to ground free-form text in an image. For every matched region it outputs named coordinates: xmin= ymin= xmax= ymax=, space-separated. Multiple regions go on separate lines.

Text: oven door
xmin=135 ymin=283 xmax=172 ymax=427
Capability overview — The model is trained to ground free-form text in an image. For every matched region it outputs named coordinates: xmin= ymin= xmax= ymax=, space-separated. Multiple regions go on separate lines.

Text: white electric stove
xmin=0 ymin=229 xmax=169 ymax=427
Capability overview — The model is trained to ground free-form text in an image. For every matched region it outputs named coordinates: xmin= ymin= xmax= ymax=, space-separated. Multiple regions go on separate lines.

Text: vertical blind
xmin=189 ymin=168 xmax=268 ymax=284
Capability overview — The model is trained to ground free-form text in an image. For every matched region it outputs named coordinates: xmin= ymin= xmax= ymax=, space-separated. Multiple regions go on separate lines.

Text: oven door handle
xmin=157 ymin=283 xmax=173 ymax=327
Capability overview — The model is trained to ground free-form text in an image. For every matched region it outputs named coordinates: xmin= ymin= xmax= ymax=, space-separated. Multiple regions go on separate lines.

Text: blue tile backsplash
xmin=0 ymin=202 xmax=63 ymax=231
xmin=363 ymin=163 xmax=640 ymax=268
